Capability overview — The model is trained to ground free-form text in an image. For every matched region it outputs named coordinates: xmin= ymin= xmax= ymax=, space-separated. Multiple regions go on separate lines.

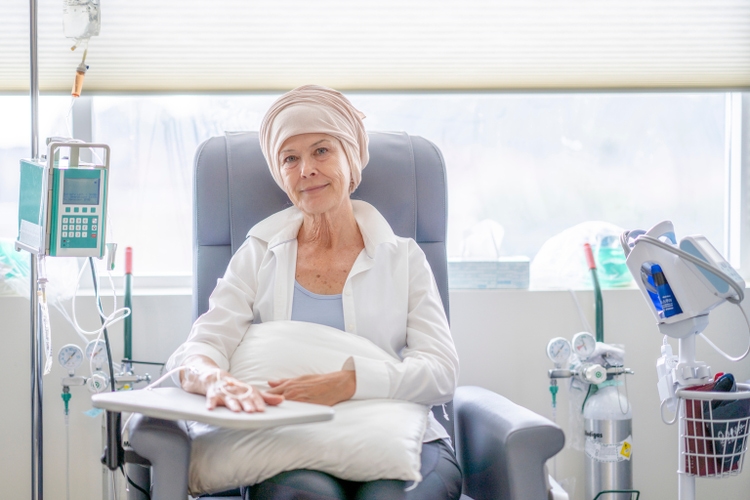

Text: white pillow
xmin=188 ymin=320 xmax=428 ymax=496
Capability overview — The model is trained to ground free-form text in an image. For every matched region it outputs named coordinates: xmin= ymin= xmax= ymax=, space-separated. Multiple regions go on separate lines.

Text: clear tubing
xmin=551 ymin=403 xmax=557 ymax=479
xmin=38 ymin=254 xmax=52 ymax=375
xmin=568 ymin=289 xmax=594 ymax=333
xmin=70 ymin=257 xmax=131 ymax=339
xmin=38 ymin=289 xmax=52 ymax=375
xmin=697 ymin=302 xmax=750 ymax=362
xmin=549 ymin=379 xmax=559 ymax=480
xmin=66 ymin=413 xmax=71 ymax=500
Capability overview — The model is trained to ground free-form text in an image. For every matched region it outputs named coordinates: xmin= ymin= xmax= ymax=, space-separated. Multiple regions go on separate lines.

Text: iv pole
xmin=28 ymin=0 xmax=43 ymax=499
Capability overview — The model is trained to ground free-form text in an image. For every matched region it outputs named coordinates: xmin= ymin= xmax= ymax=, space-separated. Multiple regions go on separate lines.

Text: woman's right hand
xmin=180 ymin=355 xmax=284 ymax=412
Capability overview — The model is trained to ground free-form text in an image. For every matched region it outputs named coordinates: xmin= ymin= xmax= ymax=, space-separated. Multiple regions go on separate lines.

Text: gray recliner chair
xmin=127 ymin=131 xmax=564 ymax=500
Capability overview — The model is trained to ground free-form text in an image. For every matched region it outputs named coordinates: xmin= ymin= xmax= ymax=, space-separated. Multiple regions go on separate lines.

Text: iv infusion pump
xmin=17 ymin=141 xmax=109 ymax=258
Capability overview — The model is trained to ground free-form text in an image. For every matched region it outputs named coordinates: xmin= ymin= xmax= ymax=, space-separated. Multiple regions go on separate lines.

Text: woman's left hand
xmin=266 ymin=370 xmax=356 ymax=406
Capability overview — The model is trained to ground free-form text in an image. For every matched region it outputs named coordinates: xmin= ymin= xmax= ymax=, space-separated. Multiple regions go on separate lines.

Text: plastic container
xmin=676 ymin=383 xmax=750 ymax=477
xmin=62 ymin=0 xmax=101 ymax=40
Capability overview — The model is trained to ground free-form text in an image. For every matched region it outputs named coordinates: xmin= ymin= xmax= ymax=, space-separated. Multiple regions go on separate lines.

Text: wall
xmin=1 ymin=287 xmax=750 ymax=499
xmin=451 ymin=289 xmax=750 ymax=500
xmin=0 ymin=291 xmax=192 ymax=500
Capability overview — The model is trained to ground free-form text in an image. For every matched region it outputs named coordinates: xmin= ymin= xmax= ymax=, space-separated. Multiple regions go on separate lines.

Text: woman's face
xmin=278 ymin=133 xmax=352 ymax=216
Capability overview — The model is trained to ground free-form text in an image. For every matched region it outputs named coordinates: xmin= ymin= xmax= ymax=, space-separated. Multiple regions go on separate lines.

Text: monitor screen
xmin=63 ymin=177 xmax=100 ymax=205
xmin=693 ymin=236 xmax=726 ymax=264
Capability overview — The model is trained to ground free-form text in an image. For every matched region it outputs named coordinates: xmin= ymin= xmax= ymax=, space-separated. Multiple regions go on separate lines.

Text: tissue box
xmin=448 ymin=258 xmax=530 ymax=289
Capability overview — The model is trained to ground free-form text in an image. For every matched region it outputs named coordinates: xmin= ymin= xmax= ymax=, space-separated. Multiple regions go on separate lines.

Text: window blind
xmin=2 ymin=0 xmax=750 ymax=92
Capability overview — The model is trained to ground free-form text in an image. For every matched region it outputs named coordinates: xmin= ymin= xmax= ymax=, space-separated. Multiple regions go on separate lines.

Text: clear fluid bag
xmin=62 ymin=0 xmax=101 ymax=40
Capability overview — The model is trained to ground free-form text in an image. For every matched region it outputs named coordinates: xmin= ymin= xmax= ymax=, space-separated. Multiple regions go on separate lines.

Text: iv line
xmin=65 ymin=412 xmax=70 ymax=500
xmin=70 ymin=257 xmax=130 ymax=338
xmin=697 ymin=301 xmax=750 ymax=362
xmin=568 ymin=289 xmax=594 ymax=334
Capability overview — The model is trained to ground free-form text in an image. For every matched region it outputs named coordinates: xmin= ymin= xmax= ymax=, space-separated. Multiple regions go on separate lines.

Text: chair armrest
xmin=454 ymin=386 xmax=565 ymax=500
xmin=128 ymin=414 xmax=191 ymax=500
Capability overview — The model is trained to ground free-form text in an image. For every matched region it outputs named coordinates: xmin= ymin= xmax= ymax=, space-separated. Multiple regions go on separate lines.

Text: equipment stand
xmin=26 ymin=0 xmax=41 ymax=495
xmin=677 ymin=335 xmax=697 ymax=500
xmin=673 ymin=333 xmax=750 ymax=500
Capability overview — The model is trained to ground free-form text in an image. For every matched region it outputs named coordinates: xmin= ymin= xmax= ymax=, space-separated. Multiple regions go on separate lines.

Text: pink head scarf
xmin=259 ymin=85 xmax=369 ymax=194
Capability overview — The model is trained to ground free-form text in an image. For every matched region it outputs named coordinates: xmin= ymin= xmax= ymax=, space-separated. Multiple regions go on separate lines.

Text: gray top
xmin=291 ymin=281 xmax=346 ymax=331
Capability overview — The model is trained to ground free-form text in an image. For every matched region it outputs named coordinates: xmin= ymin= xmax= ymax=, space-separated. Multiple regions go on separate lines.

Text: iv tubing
xmin=549 ymin=379 xmax=559 ymax=480
xmin=70 ymin=257 xmax=130 ymax=339
xmin=568 ymin=289 xmax=594 ymax=334
xmin=37 ymin=255 xmax=52 ymax=375
xmin=89 ymin=258 xmax=116 ymax=392
xmin=65 ymin=412 xmax=71 ymax=500
xmin=697 ymin=302 xmax=750 ymax=362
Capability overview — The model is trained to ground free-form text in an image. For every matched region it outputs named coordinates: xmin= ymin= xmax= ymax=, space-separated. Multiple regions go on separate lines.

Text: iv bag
xmin=62 ymin=0 xmax=101 ymax=40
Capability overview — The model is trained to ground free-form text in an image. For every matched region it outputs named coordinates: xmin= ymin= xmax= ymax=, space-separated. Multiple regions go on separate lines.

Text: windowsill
xmin=0 ymin=283 xmax=642 ymax=300
xmin=449 ymin=284 xmax=642 ymax=292
xmin=74 ymin=274 xmax=193 ymax=296
xmin=2 ymin=279 xmax=746 ymax=300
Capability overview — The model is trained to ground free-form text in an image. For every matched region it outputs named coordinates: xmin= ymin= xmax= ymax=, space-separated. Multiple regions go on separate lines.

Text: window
xmin=92 ymin=95 xmax=280 ymax=275
xmin=0 ymin=92 xmax=729 ymax=278
xmin=0 ymin=96 xmax=74 ymax=240
xmin=349 ymin=93 xmax=725 ymax=260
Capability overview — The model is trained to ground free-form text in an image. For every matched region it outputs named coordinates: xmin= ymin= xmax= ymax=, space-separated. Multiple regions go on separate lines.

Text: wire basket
xmin=676 ymin=383 xmax=750 ymax=478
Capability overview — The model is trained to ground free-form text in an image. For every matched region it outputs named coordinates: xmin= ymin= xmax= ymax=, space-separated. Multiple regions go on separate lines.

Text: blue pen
xmin=651 ymin=264 xmax=682 ymax=317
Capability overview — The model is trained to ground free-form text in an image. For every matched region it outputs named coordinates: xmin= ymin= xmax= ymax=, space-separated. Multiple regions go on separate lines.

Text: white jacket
xmin=167 ymin=200 xmax=459 ymax=441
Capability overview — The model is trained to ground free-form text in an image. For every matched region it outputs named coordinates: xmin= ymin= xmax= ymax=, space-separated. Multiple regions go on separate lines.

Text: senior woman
xmin=167 ymin=85 xmax=461 ymax=500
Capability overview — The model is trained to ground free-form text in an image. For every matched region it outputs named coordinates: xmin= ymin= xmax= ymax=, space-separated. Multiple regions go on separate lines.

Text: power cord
xmin=89 ymin=257 xmax=117 ymax=391
xmin=120 ymin=464 xmax=150 ymax=500
xmin=697 ymin=302 xmax=750 ymax=362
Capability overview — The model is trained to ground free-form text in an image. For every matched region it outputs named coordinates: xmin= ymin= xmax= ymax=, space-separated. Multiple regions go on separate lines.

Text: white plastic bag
xmin=530 ymin=221 xmax=632 ymax=290
xmin=0 ymin=239 xmax=30 ymax=296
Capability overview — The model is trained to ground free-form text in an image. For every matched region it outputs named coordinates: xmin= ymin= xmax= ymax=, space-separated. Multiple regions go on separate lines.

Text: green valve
xmin=549 ymin=384 xmax=559 ymax=408
xmin=61 ymin=388 xmax=72 ymax=415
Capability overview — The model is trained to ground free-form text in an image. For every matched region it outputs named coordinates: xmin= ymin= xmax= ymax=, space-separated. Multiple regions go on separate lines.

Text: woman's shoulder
xmin=245 ymin=205 xmax=303 ymax=246
xmin=351 ymin=200 xmax=424 ymax=254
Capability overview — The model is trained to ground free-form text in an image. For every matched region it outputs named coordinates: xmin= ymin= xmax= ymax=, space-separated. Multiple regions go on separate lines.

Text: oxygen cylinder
xmin=583 ymin=381 xmax=633 ymax=500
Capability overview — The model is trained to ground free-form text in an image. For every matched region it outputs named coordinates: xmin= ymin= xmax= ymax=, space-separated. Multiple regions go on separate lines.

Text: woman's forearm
xmin=178 ymin=354 xmax=284 ymax=412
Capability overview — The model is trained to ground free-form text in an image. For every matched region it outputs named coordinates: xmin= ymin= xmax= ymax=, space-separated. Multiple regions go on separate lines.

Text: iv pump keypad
xmin=60 ymin=210 xmax=99 ymax=248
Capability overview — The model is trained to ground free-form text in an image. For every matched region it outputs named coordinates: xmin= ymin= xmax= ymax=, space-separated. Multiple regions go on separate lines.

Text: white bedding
xmin=188 ymin=320 xmax=429 ymax=495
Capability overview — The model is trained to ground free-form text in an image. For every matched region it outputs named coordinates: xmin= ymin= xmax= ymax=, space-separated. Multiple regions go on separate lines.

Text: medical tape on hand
xmin=146 ymin=366 xmax=252 ymax=398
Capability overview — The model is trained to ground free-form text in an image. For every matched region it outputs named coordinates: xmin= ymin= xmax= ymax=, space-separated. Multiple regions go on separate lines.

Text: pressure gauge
xmin=572 ymin=332 xmax=597 ymax=360
xmin=85 ymin=339 xmax=108 ymax=369
xmin=58 ymin=344 xmax=84 ymax=373
xmin=546 ymin=337 xmax=572 ymax=365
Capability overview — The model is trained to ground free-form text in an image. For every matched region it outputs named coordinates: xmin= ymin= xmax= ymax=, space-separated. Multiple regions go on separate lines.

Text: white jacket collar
xmin=247 ymin=200 xmax=398 ymax=257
